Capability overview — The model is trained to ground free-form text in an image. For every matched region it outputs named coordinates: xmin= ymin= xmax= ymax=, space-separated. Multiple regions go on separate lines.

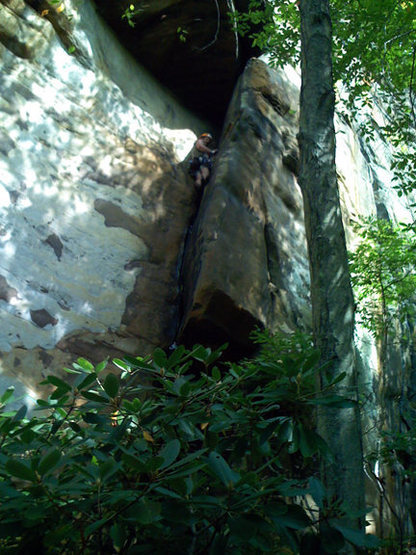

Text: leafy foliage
xmin=0 ymin=333 xmax=377 ymax=553
xmin=349 ymin=217 xmax=416 ymax=336
xmin=229 ymin=0 xmax=300 ymax=67
xmin=233 ymin=0 xmax=416 ymax=202
xmin=331 ymin=0 xmax=416 ymax=202
xmin=121 ymin=4 xmax=143 ymax=28
xmin=379 ymin=410 xmax=416 ymax=480
xmin=331 ymin=0 xmax=416 ymax=96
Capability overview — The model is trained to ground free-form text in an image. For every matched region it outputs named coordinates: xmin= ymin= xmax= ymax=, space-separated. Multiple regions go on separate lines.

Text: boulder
xmin=179 ymin=59 xmax=310 ymax=356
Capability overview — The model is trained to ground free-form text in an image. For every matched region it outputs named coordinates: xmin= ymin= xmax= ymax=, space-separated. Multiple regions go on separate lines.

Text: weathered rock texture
xmin=179 ymin=60 xmax=309 ymax=356
xmin=0 ymin=0 xmax=207 ymax=401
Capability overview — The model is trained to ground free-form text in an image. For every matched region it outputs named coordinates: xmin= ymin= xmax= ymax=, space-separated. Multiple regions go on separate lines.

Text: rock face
xmin=1 ymin=0 xmax=415 ymax=537
xmin=179 ymin=60 xmax=309 ymax=356
xmin=0 ymin=0 xmax=208 ymax=401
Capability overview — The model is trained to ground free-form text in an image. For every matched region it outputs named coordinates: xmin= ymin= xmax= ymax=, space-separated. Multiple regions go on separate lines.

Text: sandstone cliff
xmin=1 ymin=0 xmax=415 ymax=539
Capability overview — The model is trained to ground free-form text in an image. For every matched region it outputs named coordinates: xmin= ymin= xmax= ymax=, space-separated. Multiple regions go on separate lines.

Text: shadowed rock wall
xmin=94 ymin=0 xmax=251 ymax=125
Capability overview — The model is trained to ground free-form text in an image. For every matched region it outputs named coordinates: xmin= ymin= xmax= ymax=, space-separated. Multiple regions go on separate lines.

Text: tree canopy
xmin=234 ymin=0 xmax=416 ymax=198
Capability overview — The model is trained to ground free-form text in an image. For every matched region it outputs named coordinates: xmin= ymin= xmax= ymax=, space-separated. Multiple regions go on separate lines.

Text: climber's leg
xmin=200 ymin=165 xmax=210 ymax=184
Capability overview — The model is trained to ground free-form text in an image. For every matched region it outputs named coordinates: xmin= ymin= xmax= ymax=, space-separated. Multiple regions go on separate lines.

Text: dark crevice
xmin=178 ymin=290 xmax=262 ymax=361
xmin=261 ymin=91 xmax=289 ymax=116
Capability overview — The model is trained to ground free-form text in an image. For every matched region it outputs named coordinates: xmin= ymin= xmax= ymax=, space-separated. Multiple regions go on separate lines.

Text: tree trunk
xmin=298 ymin=0 xmax=365 ymax=532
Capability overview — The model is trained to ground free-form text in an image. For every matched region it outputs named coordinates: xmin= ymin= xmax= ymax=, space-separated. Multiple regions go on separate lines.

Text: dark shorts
xmin=189 ymin=154 xmax=213 ymax=178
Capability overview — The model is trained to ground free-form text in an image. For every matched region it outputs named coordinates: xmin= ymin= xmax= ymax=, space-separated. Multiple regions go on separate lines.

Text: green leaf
xmin=108 ymin=417 xmax=131 ymax=444
xmin=0 ymin=387 xmax=14 ymax=405
xmin=164 ymin=463 xmax=207 ymax=480
xmin=96 ymin=359 xmax=108 ymax=373
xmin=288 ymin=423 xmax=299 ymax=454
xmin=110 ymin=523 xmax=126 ymax=550
xmin=212 ymin=366 xmax=221 ymax=381
xmin=159 ymin=439 xmax=181 ymax=470
xmin=38 ymin=449 xmax=61 ymax=476
xmin=264 ymin=502 xmax=288 ymax=518
xmin=82 ymin=412 xmax=107 ymax=425
xmin=152 ymin=348 xmax=168 ymax=368
xmin=103 ymin=373 xmax=119 ymax=398
xmin=99 ymin=459 xmax=119 ymax=480
xmin=81 ymin=391 xmax=109 ymax=403
xmin=301 ymin=349 xmax=320 ymax=372
xmin=190 ymin=345 xmax=210 ymax=363
xmin=298 ymin=424 xmax=319 ymax=458
xmin=229 ymin=514 xmax=268 ymax=542
xmin=122 ymin=453 xmax=148 ymax=472
xmin=320 ymin=524 xmax=345 ymax=553
xmin=85 ymin=517 xmax=109 ymax=536
xmin=332 ymin=523 xmax=380 ymax=548
xmin=12 ymin=405 xmax=27 ymax=422
xmin=270 ymin=503 xmax=311 ymax=530
xmin=123 ymin=355 xmax=154 ymax=371
xmin=154 ymin=486 xmax=183 ymax=500
xmin=36 ymin=398 xmax=54 ymax=407
xmin=21 ymin=428 xmax=37 ymax=444
xmin=148 ymin=456 xmax=164 ymax=471
xmin=46 ymin=375 xmax=72 ymax=392
xmin=75 ymin=358 xmax=95 ymax=372
xmin=75 ymin=372 xmax=97 ymax=391
xmin=208 ymin=452 xmax=239 ymax=488
xmin=50 ymin=388 xmax=69 ymax=401
xmin=190 ymin=495 xmax=223 ymax=506
xmin=5 ymin=459 xmax=37 ymax=482
xmin=259 ymin=421 xmax=279 ymax=445
xmin=327 ymin=371 xmax=347 ymax=387
xmin=112 ymin=358 xmax=130 ymax=372
xmin=166 ymin=345 xmax=186 ymax=368
xmin=165 ymin=448 xmax=208 ymax=472
xmin=277 ymin=480 xmax=309 ymax=497
xmin=206 ymin=344 xmax=227 ymax=365
xmin=135 ymin=499 xmax=161 ymax=524
xmin=308 ymin=477 xmax=326 ymax=509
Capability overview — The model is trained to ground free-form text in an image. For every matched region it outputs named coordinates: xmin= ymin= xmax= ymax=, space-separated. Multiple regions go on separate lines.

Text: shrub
xmin=0 ymin=332 xmax=378 ymax=553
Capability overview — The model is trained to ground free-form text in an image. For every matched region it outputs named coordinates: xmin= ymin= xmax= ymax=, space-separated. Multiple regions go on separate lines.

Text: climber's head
xmin=199 ymin=132 xmax=212 ymax=144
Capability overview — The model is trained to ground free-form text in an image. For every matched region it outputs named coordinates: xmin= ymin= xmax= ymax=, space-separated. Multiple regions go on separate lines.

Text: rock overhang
xmin=93 ymin=0 xmax=258 ymax=126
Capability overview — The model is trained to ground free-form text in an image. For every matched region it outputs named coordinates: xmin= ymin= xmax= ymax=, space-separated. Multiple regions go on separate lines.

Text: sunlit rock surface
xmin=0 ymin=0 xmax=207 ymax=400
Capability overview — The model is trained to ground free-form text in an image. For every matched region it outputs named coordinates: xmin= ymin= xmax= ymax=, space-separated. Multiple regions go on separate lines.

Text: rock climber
xmin=189 ymin=132 xmax=218 ymax=189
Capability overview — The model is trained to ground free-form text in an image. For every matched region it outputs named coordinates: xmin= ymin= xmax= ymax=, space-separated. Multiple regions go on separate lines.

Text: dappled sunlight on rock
xmin=0 ymin=0 xmax=204 ymax=388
